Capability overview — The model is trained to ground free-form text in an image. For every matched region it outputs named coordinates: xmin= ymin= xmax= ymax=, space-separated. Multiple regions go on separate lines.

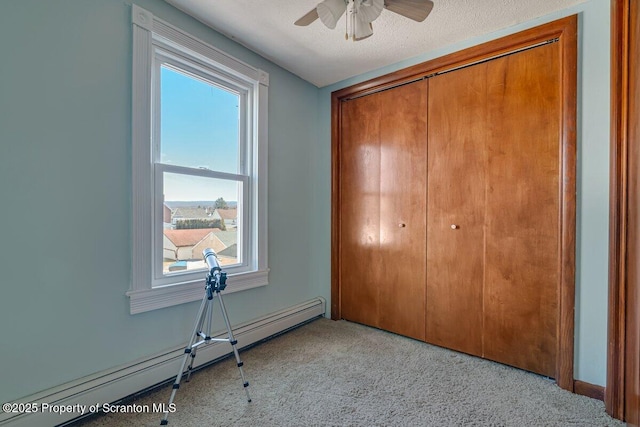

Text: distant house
xmin=171 ymin=206 xmax=216 ymax=226
xmin=212 ymin=231 xmax=238 ymax=259
xmin=213 ymin=208 xmax=237 ymax=228
xmin=163 ymin=204 xmax=172 ymax=228
xmin=163 ymin=228 xmax=226 ymax=261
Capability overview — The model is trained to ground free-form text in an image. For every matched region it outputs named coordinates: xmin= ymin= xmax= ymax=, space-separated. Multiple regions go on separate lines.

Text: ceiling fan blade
xmin=384 ymin=0 xmax=434 ymax=22
xmin=294 ymin=7 xmax=320 ymax=26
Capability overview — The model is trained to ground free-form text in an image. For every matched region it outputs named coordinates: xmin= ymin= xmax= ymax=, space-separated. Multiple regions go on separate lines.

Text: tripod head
xmin=203 ymin=248 xmax=227 ymax=298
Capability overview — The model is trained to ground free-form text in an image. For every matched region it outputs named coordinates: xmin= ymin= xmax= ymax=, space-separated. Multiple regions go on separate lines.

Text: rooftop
xmin=163 ymin=228 xmax=221 ymax=247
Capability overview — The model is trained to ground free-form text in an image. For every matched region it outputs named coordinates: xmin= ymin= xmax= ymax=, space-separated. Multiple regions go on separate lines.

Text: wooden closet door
xmin=340 ymin=93 xmax=382 ymax=329
xmin=483 ymin=42 xmax=560 ymax=377
xmin=340 ymin=81 xmax=427 ymax=340
xmin=426 ymin=64 xmax=488 ymax=357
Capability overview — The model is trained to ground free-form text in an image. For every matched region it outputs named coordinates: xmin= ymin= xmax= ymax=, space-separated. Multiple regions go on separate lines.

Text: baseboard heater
xmin=0 ymin=297 xmax=326 ymax=427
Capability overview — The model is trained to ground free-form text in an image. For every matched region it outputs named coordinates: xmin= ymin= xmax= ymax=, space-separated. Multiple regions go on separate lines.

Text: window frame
xmin=152 ymin=54 xmax=250 ymax=284
xmin=128 ymin=5 xmax=269 ymax=314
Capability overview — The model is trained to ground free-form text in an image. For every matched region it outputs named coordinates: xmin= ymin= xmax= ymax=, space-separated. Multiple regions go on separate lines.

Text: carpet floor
xmin=71 ymin=318 xmax=623 ymax=426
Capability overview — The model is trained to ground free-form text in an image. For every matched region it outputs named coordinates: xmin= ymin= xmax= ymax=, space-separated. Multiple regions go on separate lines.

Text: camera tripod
xmin=160 ymin=249 xmax=251 ymax=425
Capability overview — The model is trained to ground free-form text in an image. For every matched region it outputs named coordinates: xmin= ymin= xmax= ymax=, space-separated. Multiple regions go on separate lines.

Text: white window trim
xmin=128 ymin=5 xmax=269 ymax=315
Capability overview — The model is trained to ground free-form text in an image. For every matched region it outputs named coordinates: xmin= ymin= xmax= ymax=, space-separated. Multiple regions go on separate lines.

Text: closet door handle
xmin=398 ymin=223 xmax=406 ymax=228
xmin=450 ymin=224 xmax=459 ymax=230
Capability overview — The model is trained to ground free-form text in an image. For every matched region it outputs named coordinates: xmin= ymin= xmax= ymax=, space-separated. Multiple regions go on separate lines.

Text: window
xmin=128 ymin=6 xmax=269 ymax=314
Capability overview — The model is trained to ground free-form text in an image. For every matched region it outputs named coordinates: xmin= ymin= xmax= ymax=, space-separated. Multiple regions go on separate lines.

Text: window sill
xmin=126 ymin=269 xmax=269 ymax=314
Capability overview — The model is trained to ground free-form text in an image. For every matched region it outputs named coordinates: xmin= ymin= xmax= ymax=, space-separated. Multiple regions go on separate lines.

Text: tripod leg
xmin=216 ymin=291 xmax=252 ymax=403
xmin=161 ymin=293 xmax=209 ymax=425
xmin=186 ymin=298 xmax=210 ymax=383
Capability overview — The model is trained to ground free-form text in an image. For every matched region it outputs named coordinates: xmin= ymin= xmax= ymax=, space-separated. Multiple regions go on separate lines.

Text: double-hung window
xmin=128 ymin=6 xmax=269 ymax=314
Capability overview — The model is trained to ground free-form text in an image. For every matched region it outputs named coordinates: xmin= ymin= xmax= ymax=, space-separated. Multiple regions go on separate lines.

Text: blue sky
xmin=161 ymin=65 xmax=241 ymax=202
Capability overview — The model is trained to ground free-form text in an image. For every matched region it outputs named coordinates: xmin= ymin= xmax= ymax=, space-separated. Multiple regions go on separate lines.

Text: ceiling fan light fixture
xmin=357 ymin=0 xmax=384 ymax=23
xmin=353 ymin=16 xmax=374 ymax=40
xmin=317 ymin=0 xmax=347 ymax=29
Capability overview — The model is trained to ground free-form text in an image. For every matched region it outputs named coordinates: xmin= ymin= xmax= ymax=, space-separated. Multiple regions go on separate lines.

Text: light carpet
xmin=71 ymin=318 xmax=623 ymax=426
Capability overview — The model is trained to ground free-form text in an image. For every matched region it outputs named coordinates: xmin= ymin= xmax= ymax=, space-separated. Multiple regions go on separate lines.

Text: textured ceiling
xmin=164 ymin=0 xmax=586 ymax=87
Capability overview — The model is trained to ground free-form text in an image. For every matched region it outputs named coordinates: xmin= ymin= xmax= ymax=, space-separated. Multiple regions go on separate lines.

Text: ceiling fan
xmin=295 ymin=0 xmax=434 ymax=41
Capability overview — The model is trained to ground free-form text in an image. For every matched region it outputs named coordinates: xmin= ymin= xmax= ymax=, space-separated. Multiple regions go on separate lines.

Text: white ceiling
xmin=165 ymin=0 xmax=586 ymax=87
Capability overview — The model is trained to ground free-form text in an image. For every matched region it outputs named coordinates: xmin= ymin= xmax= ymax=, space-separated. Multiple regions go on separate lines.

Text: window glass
xmin=160 ymin=65 xmax=240 ymax=174
xmin=162 ymin=172 xmax=241 ymax=274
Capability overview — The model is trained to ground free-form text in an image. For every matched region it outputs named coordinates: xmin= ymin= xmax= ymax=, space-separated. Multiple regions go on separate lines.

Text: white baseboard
xmin=0 ymin=297 xmax=325 ymax=427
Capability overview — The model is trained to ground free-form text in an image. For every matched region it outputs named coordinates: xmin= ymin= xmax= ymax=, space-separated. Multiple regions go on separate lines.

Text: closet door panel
xmin=340 ymin=81 xmax=427 ymax=338
xmin=426 ymin=64 xmax=488 ymax=357
xmin=483 ymin=43 xmax=560 ymax=377
xmin=378 ymin=81 xmax=428 ymax=340
xmin=340 ymin=94 xmax=382 ymax=328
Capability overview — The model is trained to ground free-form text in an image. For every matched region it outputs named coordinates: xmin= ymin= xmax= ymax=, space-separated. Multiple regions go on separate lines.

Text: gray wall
xmin=0 ymin=0 xmax=319 ymax=404
xmin=315 ymin=0 xmax=611 ymax=387
xmin=0 ymin=0 xmax=612 ymax=406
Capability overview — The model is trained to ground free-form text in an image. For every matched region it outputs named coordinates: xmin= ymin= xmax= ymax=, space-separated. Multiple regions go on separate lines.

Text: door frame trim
xmin=607 ymin=0 xmax=639 ymax=423
xmin=607 ymin=0 xmax=629 ymax=418
xmin=331 ymin=16 xmax=578 ymax=391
